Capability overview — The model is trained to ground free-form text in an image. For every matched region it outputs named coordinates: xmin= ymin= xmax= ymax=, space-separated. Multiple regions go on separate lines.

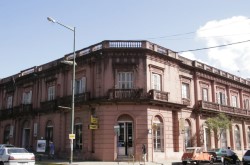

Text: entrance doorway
xmin=117 ymin=122 xmax=133 ymax=156
xmin=22 ymin=128 xmax=30 ymax=148
xmin=22 ymin=121 xmax=30 ymax=148
xmin=3 ymin=125 xmax=10 ymax=144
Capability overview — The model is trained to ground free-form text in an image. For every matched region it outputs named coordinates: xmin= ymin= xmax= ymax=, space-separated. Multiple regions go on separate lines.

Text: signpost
xmin=89 ymin=115 xmax=98 ymax=130
xmin=69 ymin=134 xmax=75 ymax=140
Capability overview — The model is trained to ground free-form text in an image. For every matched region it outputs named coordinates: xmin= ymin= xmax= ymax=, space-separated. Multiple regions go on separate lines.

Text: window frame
xmin=217 ymin=91 xmax=226 ymax=105
xmin=182 ymin=83 xmax=190 ymax=99
xmin=184 ymin=120 xmax=192 ymax=148
xmin=244 ymin=98 xmax=250 ymax=110
xmin=231 ymin=95 xmax=238 ymax=108
xmin=6 ymin=95 xmax=13 ymax=109
xmin=22 ymin=90 xmax=32 ymax=104
xmin=152 ymin=73 xmax=161 ymax=91
xmin=153 ymin=116 xmax=164 ymax=152
xmin=234 ymin=125 xmax=241 ymax=150
xmin=48 ymin=85 xmax=55 ymax=101
xmin=202 ymin=88 xmax=208 ymax=101
xmin=75 ymin=77 xmax=86 ymax=94
xmin=117 ymin=71 xmax=134 ymax=89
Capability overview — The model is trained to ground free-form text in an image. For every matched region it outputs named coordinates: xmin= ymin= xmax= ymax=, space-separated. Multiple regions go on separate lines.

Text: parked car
xmin=181 ymin=147 xmax=215 ymax=165
xmin=208 ymin=148 xmax=227 ymax=161
xmin=242 ymin=150 xmax=250 ymax=165
xmin=0 ymin=144 xmax=14 ymax=148
xmin=0 ymin=147 xmax=35 ymax=165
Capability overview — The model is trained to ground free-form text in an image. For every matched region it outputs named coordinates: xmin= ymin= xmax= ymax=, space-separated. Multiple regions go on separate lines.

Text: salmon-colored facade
xmin=0 ymin=40 xmax=250 ymax=162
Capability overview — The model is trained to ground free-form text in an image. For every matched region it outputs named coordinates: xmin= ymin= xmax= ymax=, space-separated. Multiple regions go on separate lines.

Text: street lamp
xmin=47 ymin=17 xmax=76 ymax=164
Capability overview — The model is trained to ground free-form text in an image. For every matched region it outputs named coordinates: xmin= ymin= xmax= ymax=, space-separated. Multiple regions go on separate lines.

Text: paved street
xmin=35 ymin=159 xmax=225 ymax=165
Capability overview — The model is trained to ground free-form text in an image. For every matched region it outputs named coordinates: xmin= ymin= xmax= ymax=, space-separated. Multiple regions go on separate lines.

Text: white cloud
xmin=196 ymin=16 xmax=250 ymax=78
xmin=180 ymin=52 xmax=197 ymax=60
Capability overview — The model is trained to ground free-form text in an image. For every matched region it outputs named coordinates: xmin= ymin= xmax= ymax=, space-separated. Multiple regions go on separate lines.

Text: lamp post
xmin=47 ymin=17 xmax=76 ymax=164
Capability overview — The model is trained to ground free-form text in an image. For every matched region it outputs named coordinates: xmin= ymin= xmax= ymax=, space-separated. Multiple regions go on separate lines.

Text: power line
xmin=177 ymin=39 xmax=250 ymax=53
xmin=150 ymin=33 xmax=250 ymax=41
xmin=144 ymin=17 xmax=250 ymax=40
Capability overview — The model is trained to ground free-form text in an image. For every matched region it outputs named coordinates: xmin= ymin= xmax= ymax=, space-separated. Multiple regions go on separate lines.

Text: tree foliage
xmin=205 ymin=113 xmax=231 ymax=140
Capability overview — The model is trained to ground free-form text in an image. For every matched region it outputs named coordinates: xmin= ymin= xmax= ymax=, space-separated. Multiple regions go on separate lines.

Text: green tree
xmin=205 ymin=113 xmax=231 ymax=141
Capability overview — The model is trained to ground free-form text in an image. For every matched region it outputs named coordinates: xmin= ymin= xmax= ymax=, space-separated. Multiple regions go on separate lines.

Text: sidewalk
xmin=35 ymin=159 xmax=182 ymax=165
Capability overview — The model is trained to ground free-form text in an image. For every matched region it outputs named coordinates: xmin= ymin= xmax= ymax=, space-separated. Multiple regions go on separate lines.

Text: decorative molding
xmin=196 ymin=72 xmax=250 ymax=93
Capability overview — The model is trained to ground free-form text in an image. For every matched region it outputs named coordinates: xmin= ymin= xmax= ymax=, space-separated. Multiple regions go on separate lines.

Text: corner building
xmin=0 ymin=40 xmax=249 ymax=162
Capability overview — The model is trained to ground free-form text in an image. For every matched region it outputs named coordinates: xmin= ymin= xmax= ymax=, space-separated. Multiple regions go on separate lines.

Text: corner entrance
xmin=117 ymin=114 xmax=133 ymax=157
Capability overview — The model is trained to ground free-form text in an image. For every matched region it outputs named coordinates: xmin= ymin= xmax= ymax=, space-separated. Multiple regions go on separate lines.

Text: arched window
xmin=234 ymin=125 xmax=241 ymax=150
xmin=221 ymin=129 xmax=227 ymax=148
xmin=205 ymin=128 xmax=211 ymax=150
xmin=184 ymin=120 xmax=191 ymax=148
xmin=153 ymin=115 xmax=164 ymax=152
xmin=248 ymin=127 xmax=250 ymax=148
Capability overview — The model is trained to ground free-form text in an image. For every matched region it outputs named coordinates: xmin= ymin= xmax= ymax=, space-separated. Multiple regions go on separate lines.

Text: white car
xmin=0 ymin=144 xmax=14 ymax=149
xmin=0 ymin=147 xmax=35 ymax=165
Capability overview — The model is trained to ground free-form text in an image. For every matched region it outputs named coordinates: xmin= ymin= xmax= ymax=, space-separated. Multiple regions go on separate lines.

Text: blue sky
xmin=1 ymin=1 xmax=250 ymax=78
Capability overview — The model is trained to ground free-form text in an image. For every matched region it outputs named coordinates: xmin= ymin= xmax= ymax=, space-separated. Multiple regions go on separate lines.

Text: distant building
xmin=0 ymin=40 xmax=249 ymax=162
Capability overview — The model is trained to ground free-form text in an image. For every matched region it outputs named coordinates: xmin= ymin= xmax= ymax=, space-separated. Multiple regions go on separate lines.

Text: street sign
xmin=69 ymin=134 xmax=75 ymax=139
xmin=91 ymin=115 xmax=98 ymax=124
xmin=89 ymin=125 xmax=98 ymax=129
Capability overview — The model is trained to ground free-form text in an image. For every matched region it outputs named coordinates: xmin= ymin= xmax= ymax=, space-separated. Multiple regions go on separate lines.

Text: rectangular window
xmin=244 ymin=99 xmax=250 ymax=109
xmin=75 ymin=77 xmax=86 ymax=94
xmin=217 ymin=92 xmax=226 ymax=105
xmin=202 ymin=88 xmax=208 ymax=101
xmin=182 ymin=83 xmax=190 ymax=99
xmin=231 ymin=95 xmax=238 ymax=107
xmin=152 ymin=73 xmax=161 ymax=90
xmin=117 ymin=72 xmax=133 ymax=89
xmin=7 ymin=96 xmax=13 ymax=109
xmin=22 ymin=90 xmax=32 ymax=104
xmin=48 ymin=86 xmax=55 ymax=101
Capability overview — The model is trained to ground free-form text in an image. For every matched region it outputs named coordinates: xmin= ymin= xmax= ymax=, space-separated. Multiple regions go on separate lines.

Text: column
xmin=226 ymin=85 xmax=231 ymax=106
xmin=196 ymin=114 xmax=201 ymax=146
xmin=211 ymin=80 xmax=216 ymax=103
xmin=239 ymin=89 xmax=243 ymax=109
xmin=229 ymin=124 xmax=234 ymax=149
xmin=242 ymin=121 xmax=247 ymax=150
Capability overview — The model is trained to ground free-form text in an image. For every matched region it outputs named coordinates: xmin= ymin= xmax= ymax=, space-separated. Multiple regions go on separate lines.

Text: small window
xmin=22 ymin=90 xmax=32 ymax=104
xmin=182 ymin=83 xmax=190 ymax=99
xmin=7 ymin=96 xmax=13 ymax=109
xmin=217 ymin=92 xmax=226 ymax=105
xmin=231 ymin=96 xmax=238 ymax=108
xmin=48 ymin=86 xmax=55 ymax=101
xmin=244 ymin=99 xmax=250 ymax=110
xmin=75 ymin=77 xmax=86 ymax=94
xmin=202 ymin=88 xmax=208 ymax=101
xmin=152 ymin=73 xmax=161 ymax=91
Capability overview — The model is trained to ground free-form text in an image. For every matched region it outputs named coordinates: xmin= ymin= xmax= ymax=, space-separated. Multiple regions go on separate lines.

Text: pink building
xmin=0 ymin=40 xmax=250 ymax=162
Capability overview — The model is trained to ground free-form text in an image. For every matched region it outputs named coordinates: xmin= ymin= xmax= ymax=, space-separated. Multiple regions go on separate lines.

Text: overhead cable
xmin=177 ymin=39 xmax=250 ymax=53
